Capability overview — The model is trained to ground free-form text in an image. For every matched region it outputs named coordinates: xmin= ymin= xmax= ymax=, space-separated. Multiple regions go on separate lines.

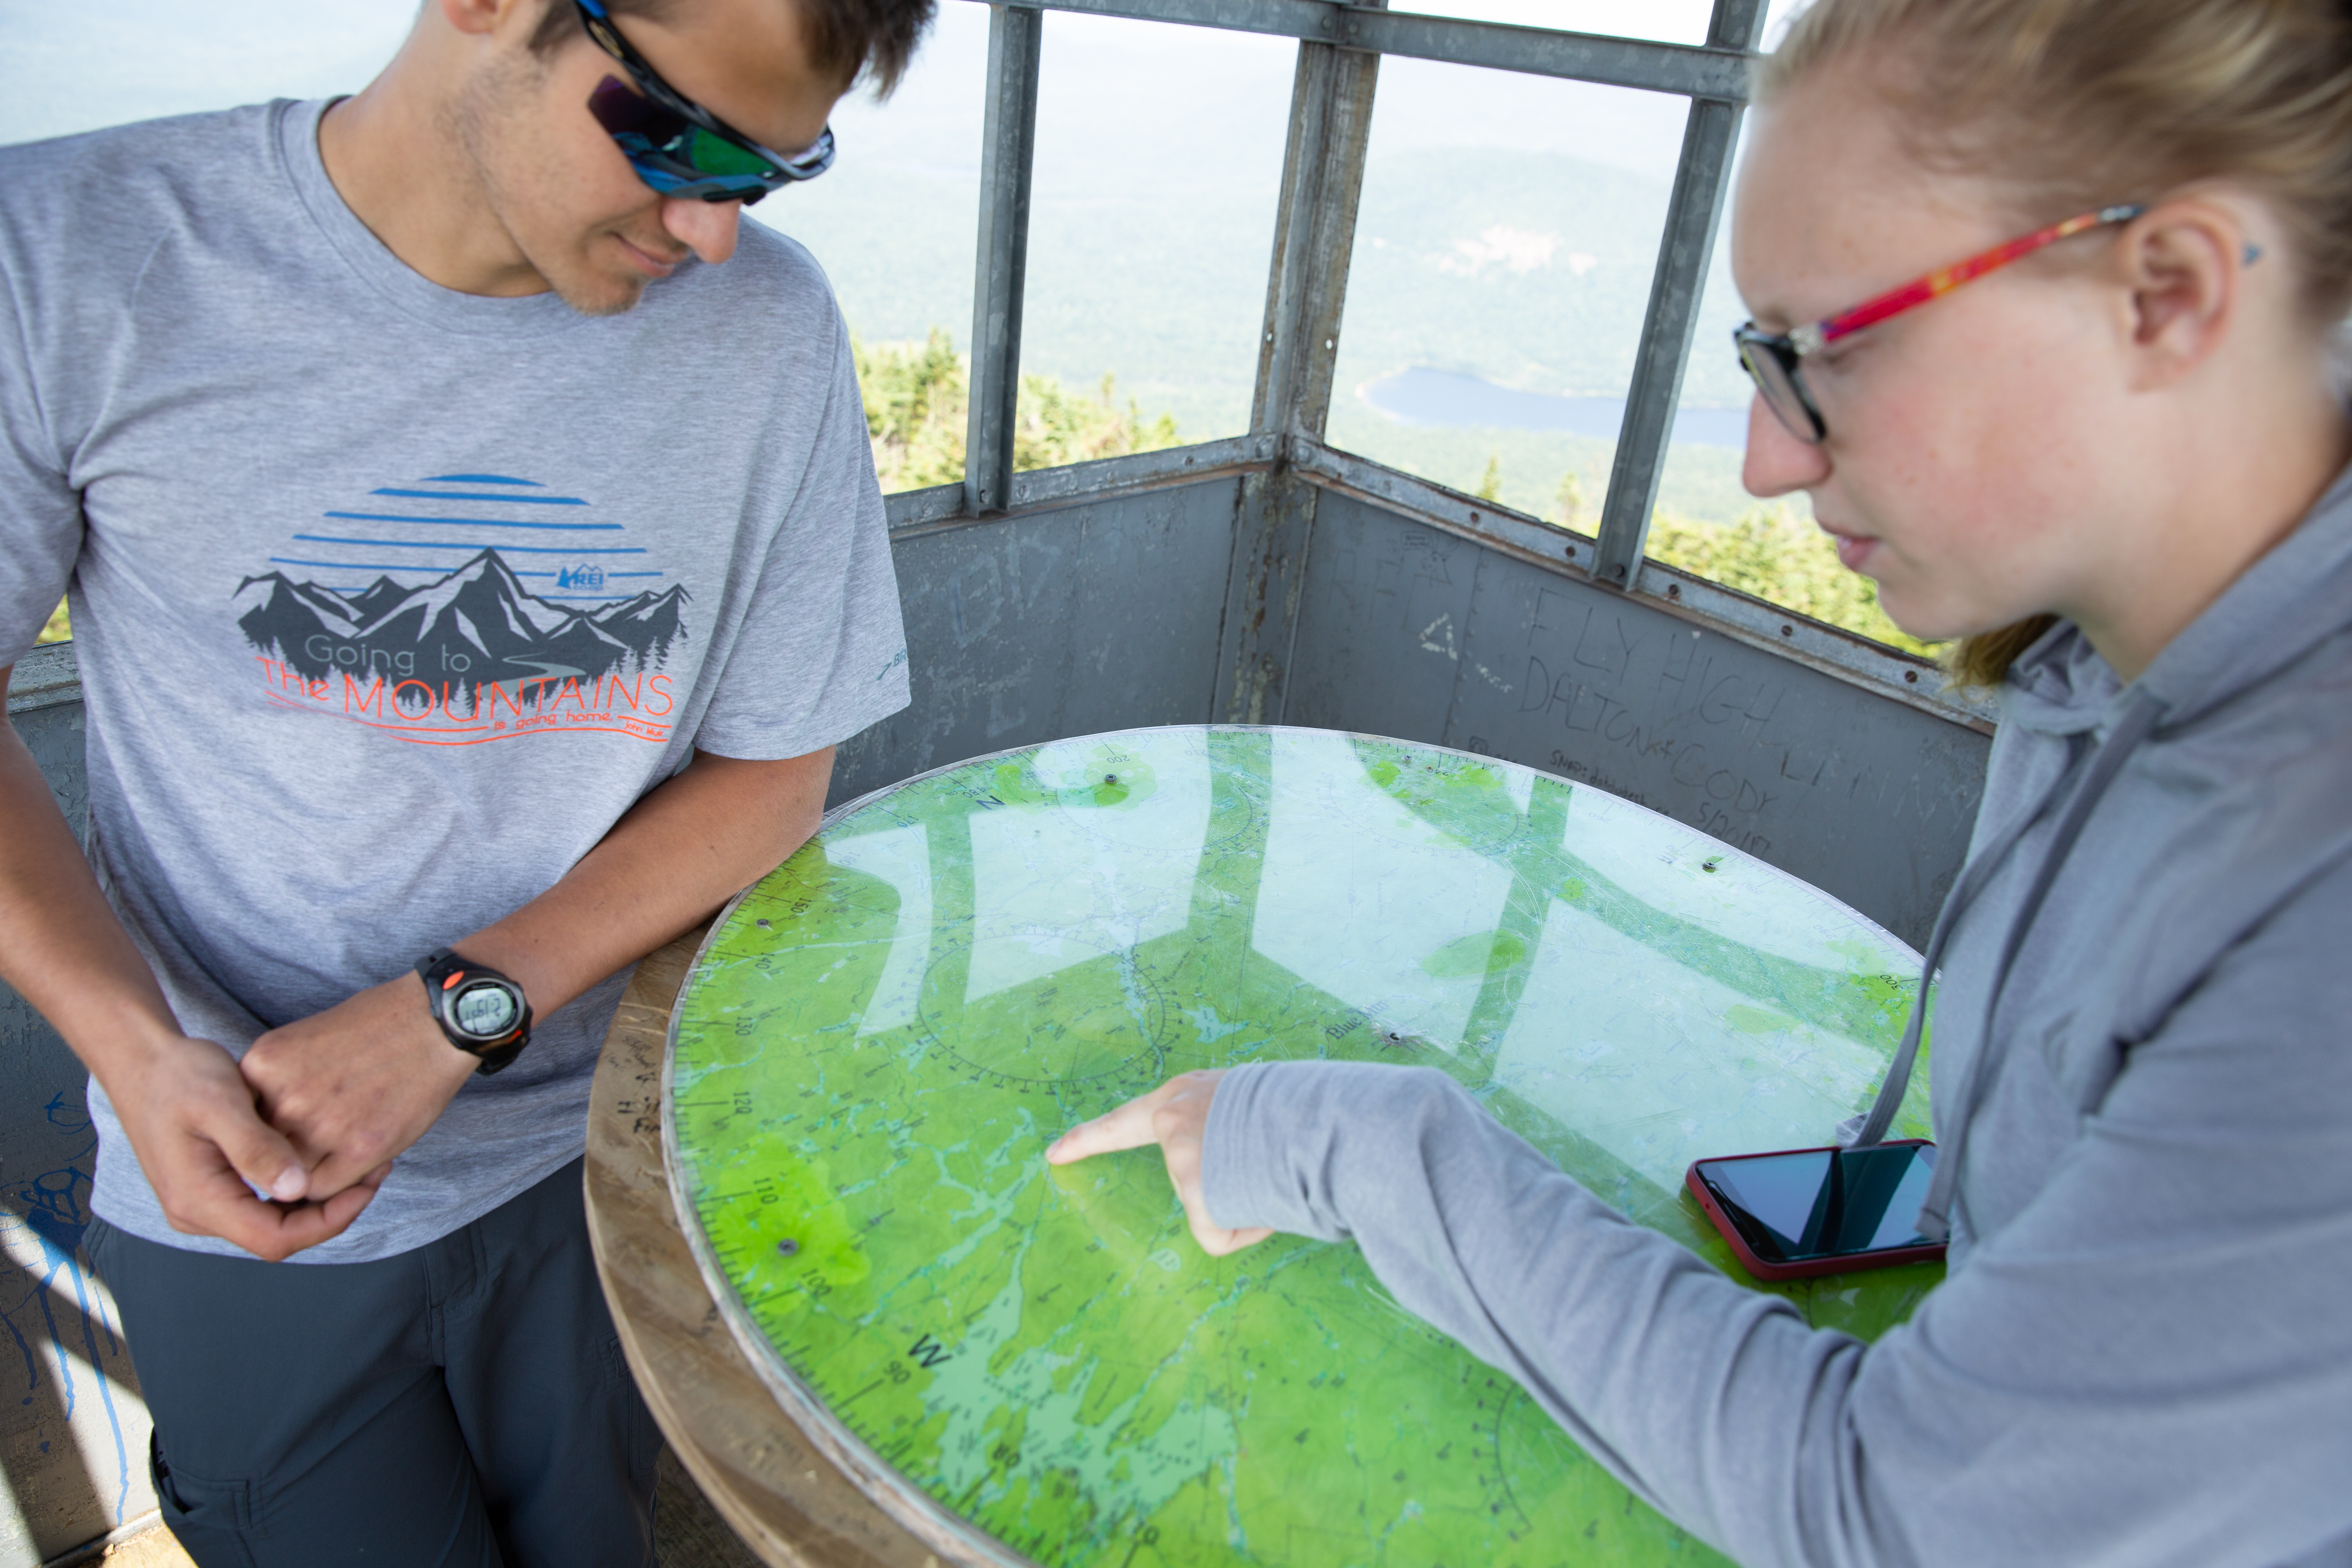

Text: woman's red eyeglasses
xmin=1735 ymin=204 xmax=2147 ymax=444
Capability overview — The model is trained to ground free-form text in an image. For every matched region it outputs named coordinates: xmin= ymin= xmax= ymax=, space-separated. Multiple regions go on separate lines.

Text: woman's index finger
xmin=1045 ymin=1080 xmax=1184 ymax=1165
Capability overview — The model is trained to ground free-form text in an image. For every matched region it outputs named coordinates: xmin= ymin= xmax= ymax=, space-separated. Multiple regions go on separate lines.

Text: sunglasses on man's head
xmin=575 ymin=0 xmax=834 ymax=204
xmin=1735 ymin=203 xmax=2149 ymax=445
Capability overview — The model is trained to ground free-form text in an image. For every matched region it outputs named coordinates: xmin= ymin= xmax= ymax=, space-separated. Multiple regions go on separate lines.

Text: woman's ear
xmin=2118 ymin=200 xmax=2246 ymax=391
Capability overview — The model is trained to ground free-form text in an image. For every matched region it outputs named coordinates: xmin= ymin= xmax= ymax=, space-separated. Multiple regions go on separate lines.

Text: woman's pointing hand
xmin=1046 ymin=1069 xmax=1274 ymax=1257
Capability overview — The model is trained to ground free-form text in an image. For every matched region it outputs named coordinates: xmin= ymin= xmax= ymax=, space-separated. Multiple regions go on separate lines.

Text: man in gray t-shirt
xmin=0 ymin=0 xmax=930 ymax=1560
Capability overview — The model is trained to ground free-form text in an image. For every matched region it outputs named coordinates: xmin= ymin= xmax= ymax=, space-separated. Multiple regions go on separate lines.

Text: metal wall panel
xmin=1285 ymin=491 xmax=1990 ymax=947
xmin=0 ymin=694 xmax=158 ymax=1568
xmin=834 ymin=477 xmax=1244 ymax=803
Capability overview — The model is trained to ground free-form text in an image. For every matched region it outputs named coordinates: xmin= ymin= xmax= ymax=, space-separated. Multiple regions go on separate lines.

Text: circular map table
xmin=661 ymin=726 xmax=1938 ymax=1568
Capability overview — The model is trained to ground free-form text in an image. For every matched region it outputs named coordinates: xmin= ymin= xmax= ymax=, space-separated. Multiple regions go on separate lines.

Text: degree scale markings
xmin=666 ymin=726 xmax=1941 ymax=1568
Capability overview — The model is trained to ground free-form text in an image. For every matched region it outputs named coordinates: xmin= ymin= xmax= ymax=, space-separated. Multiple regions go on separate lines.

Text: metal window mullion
xmin=1249 ymin=45 xmax=1327 ymax=437
xmin=973 ymin=0 xmax=1749 ymax=102
xmin=1250 ymin=36 xmax=1379 ymax=439
xmin=1590 ymin=0 xmax=1763 ymax=590
xmin=1339 ymin=8 xmax=1743 ymax=98
xmin=1218 ymin=19 xmax=1379 ymax=726
xmin=964 ymin=5 xmax=1046 ymax=516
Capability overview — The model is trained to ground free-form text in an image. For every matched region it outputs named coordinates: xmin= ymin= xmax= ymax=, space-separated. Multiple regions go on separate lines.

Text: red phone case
xmin=1685 ymin=1143 xmax=1948 ymax=1282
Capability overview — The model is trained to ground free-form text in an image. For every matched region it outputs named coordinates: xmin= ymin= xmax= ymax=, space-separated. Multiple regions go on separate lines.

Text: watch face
xmin=451 ymin=980 xmax=519 ymax=1041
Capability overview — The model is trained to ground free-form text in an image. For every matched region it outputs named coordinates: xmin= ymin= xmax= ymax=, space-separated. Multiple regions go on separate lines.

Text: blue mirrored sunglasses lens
xmin=588 ymin=76 xmax=789 ymax=199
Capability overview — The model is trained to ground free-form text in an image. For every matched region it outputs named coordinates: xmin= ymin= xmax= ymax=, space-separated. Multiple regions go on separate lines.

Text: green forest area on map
xmin=668 ymin=730 xmax=1938 ymax=1568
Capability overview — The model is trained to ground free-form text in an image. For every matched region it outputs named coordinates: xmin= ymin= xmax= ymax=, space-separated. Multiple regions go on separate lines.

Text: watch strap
xmin=466 ymin=1037 xmax=530 ymax=1076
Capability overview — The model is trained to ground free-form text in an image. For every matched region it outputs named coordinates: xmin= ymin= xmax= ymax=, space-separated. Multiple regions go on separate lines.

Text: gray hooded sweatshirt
xmin=1203 ymin=470 xmax=2352 ymax=1568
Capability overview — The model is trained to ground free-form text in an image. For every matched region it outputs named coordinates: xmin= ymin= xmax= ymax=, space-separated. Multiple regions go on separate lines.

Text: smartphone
xmin=1686 ymin=1141 xmax=1947 ymax=1281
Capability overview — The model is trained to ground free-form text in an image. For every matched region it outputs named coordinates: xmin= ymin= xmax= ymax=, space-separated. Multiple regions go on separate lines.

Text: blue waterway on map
xmin=1361 ymin=366 xmax=1751 ymax=448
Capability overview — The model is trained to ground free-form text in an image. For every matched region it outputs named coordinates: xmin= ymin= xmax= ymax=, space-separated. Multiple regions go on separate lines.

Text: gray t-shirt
xmin=0 ymin=101 xmax=912 ymax=1263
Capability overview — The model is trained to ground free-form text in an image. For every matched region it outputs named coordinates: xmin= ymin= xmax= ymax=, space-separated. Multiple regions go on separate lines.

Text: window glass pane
xmin=1385 ymin=0 xmax=1714 ymax=46
xmin=1651 ymin=200 xmax=1932 ymax=656
xmin=1016 ymin=13 xmax=1295 ymax=455
xmin=1327 ymin=61 xmax=1686 ymax=532
xmin=1646 ymin=0 xmax=1932 ymax=653
xmin=751 ymin=3 xmax=987 ymax=492
xmin=0 ymin=0 xmax=409 ymax=147
xmin=1652 ymin=199 xmax=1762 ymax=527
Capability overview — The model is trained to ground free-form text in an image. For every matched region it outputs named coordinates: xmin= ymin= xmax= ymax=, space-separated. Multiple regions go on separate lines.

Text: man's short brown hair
xmin=531 ymin=0 xmax=935 ymax=96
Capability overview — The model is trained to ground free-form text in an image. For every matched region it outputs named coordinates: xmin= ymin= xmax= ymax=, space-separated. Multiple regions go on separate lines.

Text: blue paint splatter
xmin=4 ymin=1087 xmax=140 ymax=1525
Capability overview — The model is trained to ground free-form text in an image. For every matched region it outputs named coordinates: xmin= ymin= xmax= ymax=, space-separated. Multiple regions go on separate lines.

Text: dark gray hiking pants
xmin=86 ymin=1157 xmax=659 ymax=1568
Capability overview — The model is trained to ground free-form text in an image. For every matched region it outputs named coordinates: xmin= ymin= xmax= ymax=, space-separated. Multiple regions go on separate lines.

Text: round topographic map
xmin=664 ymin=726 xmax=1939 ymax=1568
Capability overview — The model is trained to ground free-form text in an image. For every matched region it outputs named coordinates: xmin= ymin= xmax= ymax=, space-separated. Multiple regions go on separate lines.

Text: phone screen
xmin=1694 ymin=1144 xmax=1938 ymax=1263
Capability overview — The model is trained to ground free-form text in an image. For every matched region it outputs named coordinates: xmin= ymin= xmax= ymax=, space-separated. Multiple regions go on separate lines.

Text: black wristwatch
xmin=414 ymin=947 xmax=533 ymax=1075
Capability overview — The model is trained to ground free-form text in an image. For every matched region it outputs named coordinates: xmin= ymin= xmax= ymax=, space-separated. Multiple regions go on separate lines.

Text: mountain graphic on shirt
xmin=346 ymin=576 xmax=413 ymax=624
xmin=235 ymin=548 xmax=688 ymax=696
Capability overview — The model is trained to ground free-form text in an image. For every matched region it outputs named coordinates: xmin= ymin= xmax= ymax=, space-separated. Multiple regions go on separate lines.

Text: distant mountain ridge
xmin=236 ymin=549 xmax=686 ymax=696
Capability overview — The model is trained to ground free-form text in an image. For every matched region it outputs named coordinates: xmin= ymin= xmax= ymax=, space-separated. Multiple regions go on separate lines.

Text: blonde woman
xmin=1052 ymin=1 xmax=2352 ymax=1562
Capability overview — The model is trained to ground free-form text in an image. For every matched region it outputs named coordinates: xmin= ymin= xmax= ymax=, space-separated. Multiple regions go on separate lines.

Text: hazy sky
xmin=0 ymin=0 xmax=415 ymax=146
xmin=0 ymin=0 xmax=1802 ymax=428
xmin=0 ymin=0 xmax=1806 ymax=166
